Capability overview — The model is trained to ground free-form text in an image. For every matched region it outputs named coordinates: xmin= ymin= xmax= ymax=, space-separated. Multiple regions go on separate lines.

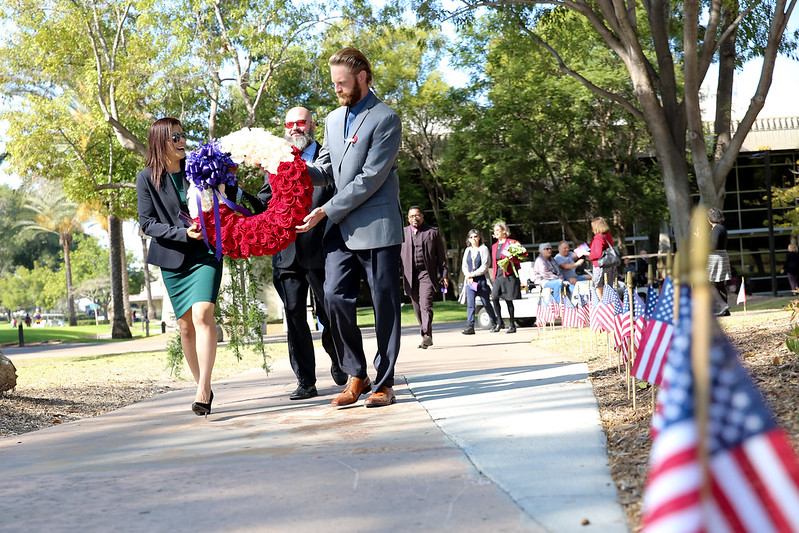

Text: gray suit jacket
xmin=306 ymin=91 xmax=403 ymax=250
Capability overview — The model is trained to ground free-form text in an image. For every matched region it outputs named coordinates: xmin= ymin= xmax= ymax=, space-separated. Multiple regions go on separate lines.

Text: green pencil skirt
xmin=162 ymin=254 xmax=223 ymax=319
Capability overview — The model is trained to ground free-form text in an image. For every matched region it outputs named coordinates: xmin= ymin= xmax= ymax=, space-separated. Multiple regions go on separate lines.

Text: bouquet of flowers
xmin=218 ymin=127 xmax=295 ymax=174
xmin=497 ymin=241 xmax=528 ymax=276
xmin=185 ymin=128 xmax=314 ymax=260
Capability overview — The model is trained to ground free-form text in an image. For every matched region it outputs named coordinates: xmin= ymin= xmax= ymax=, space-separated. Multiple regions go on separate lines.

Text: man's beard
xmin=285 ymin=131 xmax=314 ymax=151
xmin=337 ymin=85 xmax=363 ymax=107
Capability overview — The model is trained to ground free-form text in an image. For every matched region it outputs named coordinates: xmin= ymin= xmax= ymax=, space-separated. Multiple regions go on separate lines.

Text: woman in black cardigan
xmin=137 ymin=117 xmax=223 ymax=417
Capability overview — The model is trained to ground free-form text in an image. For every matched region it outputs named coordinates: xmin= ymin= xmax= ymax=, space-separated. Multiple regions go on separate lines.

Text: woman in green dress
xmin=136 ymin=118 xmax=223 ymax=417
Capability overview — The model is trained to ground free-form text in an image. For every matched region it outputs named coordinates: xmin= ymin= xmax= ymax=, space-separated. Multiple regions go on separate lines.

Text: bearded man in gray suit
xmin=297 ymin=47 xmax=403 ymax=408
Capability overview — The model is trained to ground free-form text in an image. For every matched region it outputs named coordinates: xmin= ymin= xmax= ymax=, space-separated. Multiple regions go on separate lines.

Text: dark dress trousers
xmin=254 ymin=142 xmax=338 ymax=388
xmin=305 ymin=91 xmax=404 ymax=390
xmin=400 ymin=223 xmax=448 ymax=338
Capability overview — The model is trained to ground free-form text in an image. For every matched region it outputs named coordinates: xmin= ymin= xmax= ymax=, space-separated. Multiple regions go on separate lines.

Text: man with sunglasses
xmin=255 ymin=107 xmax=347 ymax=400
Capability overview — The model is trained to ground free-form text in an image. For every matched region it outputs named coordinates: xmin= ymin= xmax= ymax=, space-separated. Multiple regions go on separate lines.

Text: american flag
xmin=621 ymin=290 xmax=647 ymax=338
xmin=645 ymin=285 xmax=659 ymax=321
xmin=593 ymin=287 xmax=617 ymax=335
xmin=606 ymin=287 xmax=625 ymax=349
xmin=537 ymin=292 xmax=556 ymax=326
xmin=633 ymin=277 xmax=676 ymax=386
xmin=562 ymin=295 xmax=586 ymax=328
xmin=641 ymin=293 xmax=799 ymax=533
xmin=590 ymin=287 xmax=604 ymax=332
xmin=620 ymin=290 xmax=647 ymax=360
xmin=577 ymin=293 xmax=591 ymax=325
xmin=650 ymin=284 xmax=690 ymax=439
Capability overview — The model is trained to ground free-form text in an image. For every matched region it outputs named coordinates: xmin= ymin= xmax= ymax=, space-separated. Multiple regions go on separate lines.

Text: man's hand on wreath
xmin=296 ymin=207 xmax=326 ymax=233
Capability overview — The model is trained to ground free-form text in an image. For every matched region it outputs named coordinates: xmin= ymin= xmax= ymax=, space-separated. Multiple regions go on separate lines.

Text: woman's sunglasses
xmin=171 ymin=132 xmax=188 ymax=143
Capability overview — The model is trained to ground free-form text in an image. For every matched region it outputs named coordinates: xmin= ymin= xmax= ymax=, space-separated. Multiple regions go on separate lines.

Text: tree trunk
xmin=631 ymin=67 xmax=693 ymax=241
xmin=108 ymin=213 xmax=131 ymax=339
xmin=62 ymin=237 xmax=77 ymax=327
xmin=119 ymin=237 xmax=132 ymax=326
xmin=141 ymin=234 xmax=156 ymax=320
xmin=713 ymin=6 xmax=737 ymax=190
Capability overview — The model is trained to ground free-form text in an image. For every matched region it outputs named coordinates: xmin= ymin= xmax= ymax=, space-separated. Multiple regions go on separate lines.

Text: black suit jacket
xmin=137 ymin=166 xmax=252 ymax=270
xmin=137 ymin=167 xmax=203 ymax=270
xmin=255 ymin=142 xmax=333 ymax=270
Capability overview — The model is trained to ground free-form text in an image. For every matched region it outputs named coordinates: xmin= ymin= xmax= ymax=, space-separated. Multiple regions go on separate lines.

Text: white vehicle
xmin=474 ymin=261 xmax=593 ymax=329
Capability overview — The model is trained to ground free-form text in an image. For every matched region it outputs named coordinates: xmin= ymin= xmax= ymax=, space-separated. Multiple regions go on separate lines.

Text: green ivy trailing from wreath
xmin=217 ymin=255 xmax=270 ymax=371
xmin=164 ymin=256 xmax=271 ymax=375
xmin=165 ymin=332 xmax=184 ymax=378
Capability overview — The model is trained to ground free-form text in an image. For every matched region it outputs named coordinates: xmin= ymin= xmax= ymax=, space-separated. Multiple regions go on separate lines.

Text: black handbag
xmin=597 ymin=236 xmax=621 ymax=268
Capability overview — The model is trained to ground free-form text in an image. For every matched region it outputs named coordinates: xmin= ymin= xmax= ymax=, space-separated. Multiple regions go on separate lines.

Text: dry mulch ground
xmin=2 ymin=314 xmax=797 ymax=532
xmin=588 ymin=311 xmax=799 ymax=531
xmin=0 ymin=383 xmax=179 ymax=437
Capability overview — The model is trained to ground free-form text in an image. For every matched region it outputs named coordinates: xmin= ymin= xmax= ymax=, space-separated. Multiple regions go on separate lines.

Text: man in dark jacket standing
xmin=400 ymin=206 xmax=449 ymax=349
xmin=257 ymin=107 xmax=346 ymax=400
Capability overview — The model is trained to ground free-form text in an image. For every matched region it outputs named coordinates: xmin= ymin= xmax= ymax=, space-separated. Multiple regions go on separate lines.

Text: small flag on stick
xmin=737 ymin=276 xmax=747 ymax=313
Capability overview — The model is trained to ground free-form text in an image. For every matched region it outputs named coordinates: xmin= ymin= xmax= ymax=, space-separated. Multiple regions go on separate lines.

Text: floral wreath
xmin=184 ymin=128 xmax=314 ymax=260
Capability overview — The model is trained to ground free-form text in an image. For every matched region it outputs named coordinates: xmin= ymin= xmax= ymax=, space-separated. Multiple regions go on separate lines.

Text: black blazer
xmin=137 ymin=167 xmax=254 ymax=270
xmin=137 ymin=167 xmax=201 ymax=270
xmin=254 ymin=143 xmax=333 ymax=270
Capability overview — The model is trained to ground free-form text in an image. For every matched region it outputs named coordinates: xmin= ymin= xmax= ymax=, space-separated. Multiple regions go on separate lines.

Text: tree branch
xmin=515 ymin=19 xmax=644 ymax=120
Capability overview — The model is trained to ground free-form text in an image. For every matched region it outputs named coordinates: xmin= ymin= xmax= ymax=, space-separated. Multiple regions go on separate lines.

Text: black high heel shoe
xmin=192 ymin=390 xmax=214 ymax=417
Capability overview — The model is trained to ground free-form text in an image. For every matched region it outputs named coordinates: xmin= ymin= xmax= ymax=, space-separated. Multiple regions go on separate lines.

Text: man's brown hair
xmin=329 ymin=47 xmax=373 ymax=86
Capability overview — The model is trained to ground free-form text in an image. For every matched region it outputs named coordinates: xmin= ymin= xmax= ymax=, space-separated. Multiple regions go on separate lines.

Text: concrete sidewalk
xmin=0 ymin=322 xmax=628 ymax=533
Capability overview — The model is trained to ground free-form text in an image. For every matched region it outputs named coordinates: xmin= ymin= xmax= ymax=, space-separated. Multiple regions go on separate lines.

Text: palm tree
xmin=15 ymin=186 xmax=84 ymax=326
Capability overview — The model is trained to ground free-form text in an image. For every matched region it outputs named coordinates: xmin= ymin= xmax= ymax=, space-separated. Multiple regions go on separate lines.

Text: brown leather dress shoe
xmin=364 ymin=385 xmax=396 ymax=408
xmin=331 ymin=376 xmax=372 ymax=406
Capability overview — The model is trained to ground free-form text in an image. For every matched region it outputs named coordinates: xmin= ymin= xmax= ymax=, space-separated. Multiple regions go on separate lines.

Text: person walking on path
xmin=137 ymin=117 xmax=229 ymax=417
xmin=490 ymin=221 xmax=524 ymax=333
xmin=707 ymin=207 xmax=731 ymax=316
xmin=588 ymin=216 xmax=617 ymax=300
xmin=461 ymin=229 xmax=497 ymax=335
xmin=401 ymin=206 xmax=449 ymax=349
xmin=254 ymin=107 xmax=346 ymax=401
xmin=298 ymin=47 xmax=403 ymax=408
xmin=782 ymin=243 xmax=799 ymax=293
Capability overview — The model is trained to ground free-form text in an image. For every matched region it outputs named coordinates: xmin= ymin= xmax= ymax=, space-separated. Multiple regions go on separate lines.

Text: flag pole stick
xmin=653 ymin=251 xmax=673 ymax=415
xmin=673 ymin=252 xmax=681 ymax=326
xmin=651 ymin=384 xmax=656 ymax=414
xmin=627 ymin=271 xmax=635 ymax=409
xmin=742 ymin=276 xmax=747 ymax=315
xmin=690 ymin=207 xmax=713 ymax=507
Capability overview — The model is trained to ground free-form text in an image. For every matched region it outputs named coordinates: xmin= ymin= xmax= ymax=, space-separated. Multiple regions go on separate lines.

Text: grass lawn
xmin=356 ymin=300 xmax=466 ymax=327
xmin=10 ymin=343 xmax=288 ymax=389
xmin=0 ymin=324 xmax=139 ymax=346
xmin=731 ymin=294 xmax=795 ymax=313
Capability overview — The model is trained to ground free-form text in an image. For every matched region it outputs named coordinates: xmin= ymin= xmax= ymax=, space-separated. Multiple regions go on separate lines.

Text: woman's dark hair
xmin=707 ymin=207 xmax=725 ymax=225
xmin=466 ymin=229 xmax=482 ymax=246
xmin=145 ymin=117 xmax=181 ymax=189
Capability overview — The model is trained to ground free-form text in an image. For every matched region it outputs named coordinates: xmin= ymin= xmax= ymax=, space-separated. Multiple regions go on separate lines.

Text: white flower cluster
xmin=218 ymin=127 xmax=294 ymax=174
xmin=187 ymin=187 xmax=228 ymax=217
